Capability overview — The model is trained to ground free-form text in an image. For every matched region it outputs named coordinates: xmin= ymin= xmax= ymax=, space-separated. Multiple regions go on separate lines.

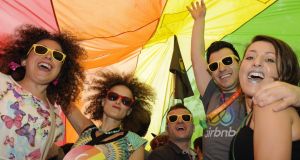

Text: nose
xmin=115 ymin=97 xmax=122 ymax=104
xmin=177 ymin=116 xmax=184 ymax=123
xmin=44 ymin=51 xmax=53 ymax=61
xmin=218 ymin=62 xmax=226 ymax=71
xmin=253 ymin=56 xmax=263 ymax=67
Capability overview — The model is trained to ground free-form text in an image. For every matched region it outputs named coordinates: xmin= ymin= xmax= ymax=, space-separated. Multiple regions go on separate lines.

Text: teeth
xmin=38 ymin=62 xmax=52 ymax=70
xmin=220 ymin=73 xmax=231 ymax=79
xmin=248 ymin=72 xmax=264 ymax=79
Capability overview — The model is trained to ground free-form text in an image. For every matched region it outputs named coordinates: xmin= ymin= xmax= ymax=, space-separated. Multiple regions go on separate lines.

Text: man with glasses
xmin=187 ymin=1 xmax=246 ymax=160
xmin=148 ymin=103 xmax=197 ymax=160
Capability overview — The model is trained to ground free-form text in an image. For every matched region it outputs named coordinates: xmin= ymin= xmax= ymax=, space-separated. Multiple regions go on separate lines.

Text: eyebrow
xmin=109 ymin=91 xmax=133 ymax=98
xmin=265 ymin=51 xmax=276 ymax=55
xmin=247 ymin=49 xmax=275 ymax=55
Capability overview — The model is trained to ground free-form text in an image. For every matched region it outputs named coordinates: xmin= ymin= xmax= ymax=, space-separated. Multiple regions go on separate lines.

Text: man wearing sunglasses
xmin=148 ymin=103 xmax=197 ymax=160
xmin=188 ymin=1 xmax=245 ymax=160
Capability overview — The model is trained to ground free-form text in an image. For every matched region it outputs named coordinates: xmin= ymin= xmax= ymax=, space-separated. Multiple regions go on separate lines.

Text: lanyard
xmin=207 ymin=88 xmax=242 ymax=121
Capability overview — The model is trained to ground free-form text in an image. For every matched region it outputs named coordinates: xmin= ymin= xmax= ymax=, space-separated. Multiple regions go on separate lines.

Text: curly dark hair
xmin=0 ymin=24 xmax=86 ymax=113
xmin=85 ymin=71 xmax=155 ymax=136
xmin=150 ymin=132 xmax=169 ymax=150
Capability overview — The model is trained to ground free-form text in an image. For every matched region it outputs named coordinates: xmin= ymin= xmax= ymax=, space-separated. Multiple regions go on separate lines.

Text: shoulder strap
xmin=82 ymin=124 xmax=97 ymax=134
xmin=41 ymin=101 xmax=56 ymax=160
xmin=245 ymin=110 xmax=253 ymax=127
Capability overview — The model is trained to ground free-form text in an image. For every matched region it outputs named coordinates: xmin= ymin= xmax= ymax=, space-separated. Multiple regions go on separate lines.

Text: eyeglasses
xmin=208 ymin=55 xmax=239 ymax=72
xmin=27 ymin=44 xmax=66 ymax=63
xmin=167 ymin=114 xmax=192 ymax=123
xmin=106 ymin=91 xmax=135 ymax=107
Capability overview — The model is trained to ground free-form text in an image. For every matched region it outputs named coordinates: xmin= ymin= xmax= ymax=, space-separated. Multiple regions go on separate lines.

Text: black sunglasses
xmin=106 ymin=91 xmax=135 ymax=107
xmin=208 ymin=55 xmax=239 ymax=72
xmin=27 ymin=44 xmax=66 ymax=63
xmin=167 ymin=114 xmax=192 ymax=123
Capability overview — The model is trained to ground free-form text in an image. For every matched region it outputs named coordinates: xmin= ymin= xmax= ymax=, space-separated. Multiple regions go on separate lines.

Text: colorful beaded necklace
xmin=98 ymin=127 xmax=121 ymax=135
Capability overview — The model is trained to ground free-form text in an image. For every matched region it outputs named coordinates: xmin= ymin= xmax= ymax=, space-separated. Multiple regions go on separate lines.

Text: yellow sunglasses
xmin=208 ymin=55 xmax=239 ymax=72
xmin=167 ymin=114 xmax=192 ymax=123
xmin=27 ymin=44 xmax=66 ymax=63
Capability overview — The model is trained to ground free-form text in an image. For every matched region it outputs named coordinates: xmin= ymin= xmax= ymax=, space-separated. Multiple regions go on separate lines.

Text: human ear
xmin=101 ymin=99 xmax=105 ymax=106
xmin=192 ymin=124 xmax=195 ymax=132
xmin=165 ymin=124 xmax=169 ymax=132
xmin=21 ymin=60 xmax=26 ymax=66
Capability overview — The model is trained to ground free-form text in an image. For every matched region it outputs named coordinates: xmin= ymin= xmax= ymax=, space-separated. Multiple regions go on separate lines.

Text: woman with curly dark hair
xmin=0 ymin=24 xmax=85 ymax=159
xmin=66 ymin=71 xmax=155 ymax=160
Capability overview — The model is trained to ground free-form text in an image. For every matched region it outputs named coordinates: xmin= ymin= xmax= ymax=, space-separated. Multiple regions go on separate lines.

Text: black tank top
xmin=230 ymin=112 xmax=300 ymax=160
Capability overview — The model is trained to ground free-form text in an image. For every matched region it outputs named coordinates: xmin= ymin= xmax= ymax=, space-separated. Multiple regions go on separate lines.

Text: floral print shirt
xmin=0 ymin=72 xmax=64 ymax=160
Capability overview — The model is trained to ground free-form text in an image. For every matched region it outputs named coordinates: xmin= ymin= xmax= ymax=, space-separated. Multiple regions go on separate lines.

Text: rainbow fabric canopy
xmin=1 ymin=0 xmax=299 ymax=144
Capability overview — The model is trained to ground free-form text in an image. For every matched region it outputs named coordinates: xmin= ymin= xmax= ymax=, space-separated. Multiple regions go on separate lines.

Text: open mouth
xmin=176 ymin=126 xmax=186 ymax=131
xmin=38 ymin=62 xmax=52 ymax=71
xmin=247 ymin=71 xmax=264 ymax=82
xmin=220 ymin=73 xmax=232 ymax=79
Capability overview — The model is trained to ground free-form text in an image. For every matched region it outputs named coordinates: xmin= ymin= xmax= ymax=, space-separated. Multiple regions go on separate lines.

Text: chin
xmin=243 ymin=90 xmax=255 ymax=97
xmin=241 ymin=85 xmax=257 ymax=97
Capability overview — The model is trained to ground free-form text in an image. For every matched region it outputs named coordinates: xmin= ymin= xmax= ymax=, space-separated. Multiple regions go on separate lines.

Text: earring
xmin=21 ymin=61 xmax=26 ymax=66
xmin=126 ymin=109 xmax=132 ymax=116
xmin=52 ymin=78 xmax=59 ymax=86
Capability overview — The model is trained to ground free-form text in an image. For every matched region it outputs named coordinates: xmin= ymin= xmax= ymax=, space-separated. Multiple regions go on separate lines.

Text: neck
xmin=101 ymin=115 xmax=122 ymax=132
xmin=171 ymin=139 xmax=191 ymax=151
xmin=221 ymin=84 xmax=239 ymax=93
xmin=245 ymin=96 xmax=253 ymax=113
xmin=18 ymin=78 xmax=48 ymax=102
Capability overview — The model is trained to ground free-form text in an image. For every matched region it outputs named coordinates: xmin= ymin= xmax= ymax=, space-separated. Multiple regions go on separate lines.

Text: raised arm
xmin=253 ymin=101 xmax=293 ymax=160
xmin=187 ymin=0 xmax=211 ymax=96
xmin=66 ymin=102 xmax=93 ymax=134
xmin=253 ymin=81 xmax=300 ymax=111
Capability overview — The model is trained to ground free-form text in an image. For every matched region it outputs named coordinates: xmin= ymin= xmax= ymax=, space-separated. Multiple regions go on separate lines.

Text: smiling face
xmin=239 ymin=41 xmax=279 ymax=97
xmin=209 ymin=48 xmax=240 ymax=93
xmin=102 ymin=85 xmax=133 ymax=121
xmin=166 ymin=108 xmax=194 ymax=143
xmin=22 ymin=39 xmax=64 ymax=85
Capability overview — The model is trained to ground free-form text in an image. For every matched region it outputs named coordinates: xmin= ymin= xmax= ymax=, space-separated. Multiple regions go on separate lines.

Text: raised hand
xmin=187 ymin=0 xmax=206 ymax=21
